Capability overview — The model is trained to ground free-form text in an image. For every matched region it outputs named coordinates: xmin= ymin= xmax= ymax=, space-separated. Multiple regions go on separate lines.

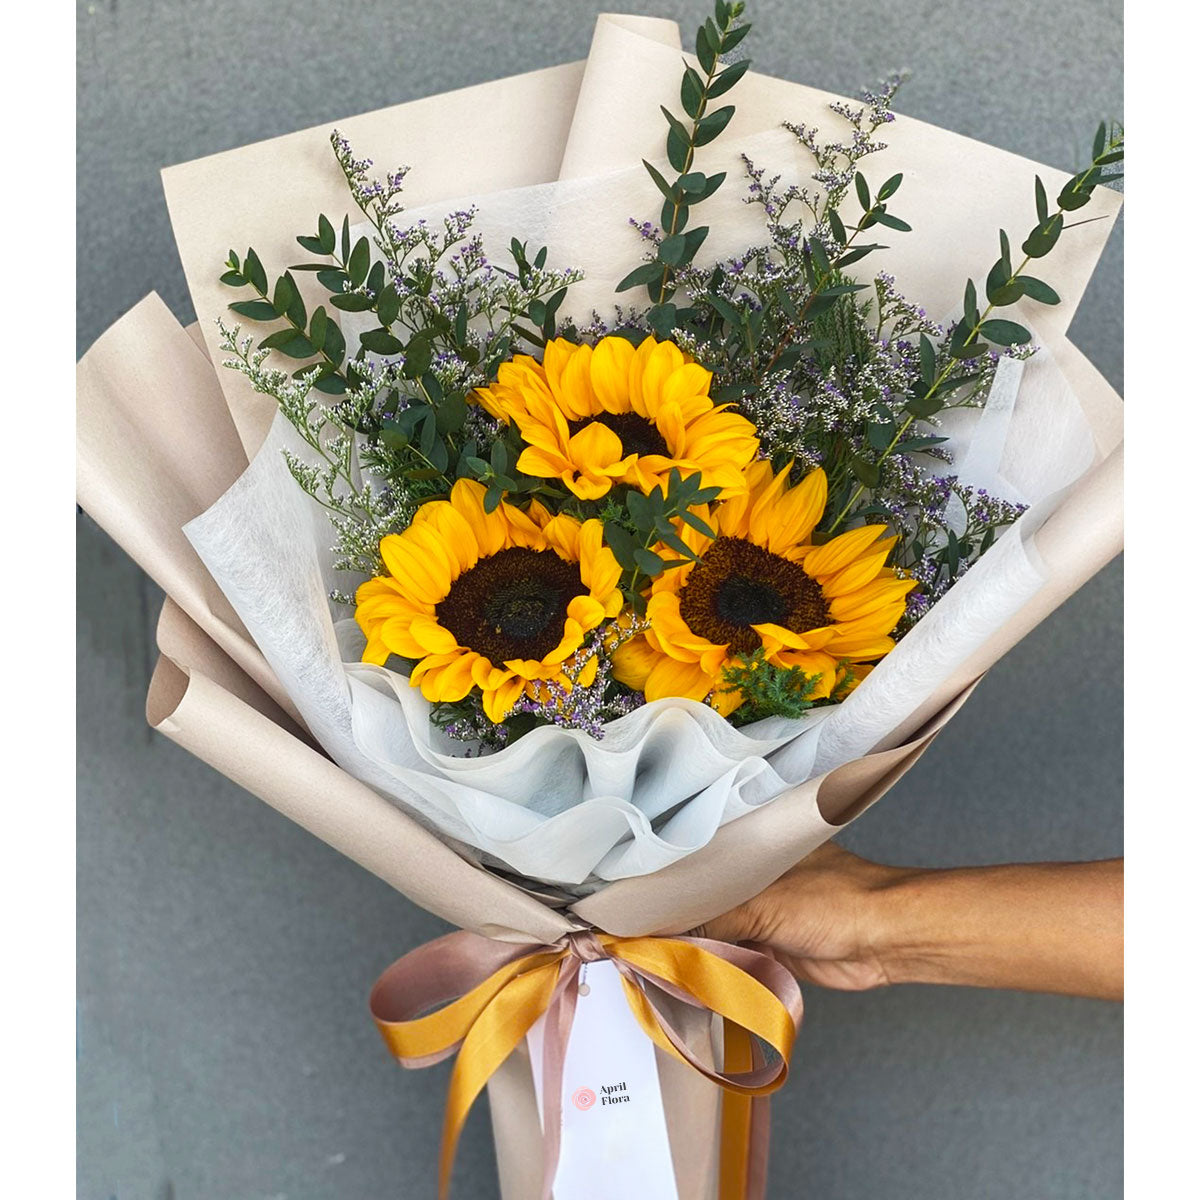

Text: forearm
xmin=873 ymin=859 xmax=1123 ymax=1000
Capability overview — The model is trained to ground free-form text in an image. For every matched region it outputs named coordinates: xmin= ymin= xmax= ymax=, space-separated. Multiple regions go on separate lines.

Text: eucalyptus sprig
xmin=823 ymin=121 xmax=1124 ymax=532
xmin=222 ymin=244 xmax=352 ymax=395
xmin=218 ymin=129 xmax=586 ymax=541
xmin=617 ymin=0 xmax=752 ymax=336
xmin=601 ymin=468 xmax=721 ymax=611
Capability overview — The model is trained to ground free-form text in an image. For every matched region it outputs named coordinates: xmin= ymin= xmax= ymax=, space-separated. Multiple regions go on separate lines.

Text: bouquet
xmin=77 ymin=6 xmax=1122 ymax=1196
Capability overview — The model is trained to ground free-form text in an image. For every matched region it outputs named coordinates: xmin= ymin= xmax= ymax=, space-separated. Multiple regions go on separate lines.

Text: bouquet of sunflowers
xmin=77 ymin=4 xmax=1122 ymax=1195
xmin=189 ymin=0 xmax=1120 ymax=886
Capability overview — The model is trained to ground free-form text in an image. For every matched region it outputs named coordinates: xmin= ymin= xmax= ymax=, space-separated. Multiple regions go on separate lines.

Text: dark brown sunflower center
xmin=437 ymin=546 xmax=583 ymax=664
xmin=567 ymin=412 xmax=669 ymax=459
xmin=678 ymin=537 xmax=830 ymax=655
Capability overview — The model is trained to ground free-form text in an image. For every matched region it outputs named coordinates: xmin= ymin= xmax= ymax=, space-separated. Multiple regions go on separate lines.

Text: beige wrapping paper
xmin=77 ymin=13 xmax=1122 ymax=1197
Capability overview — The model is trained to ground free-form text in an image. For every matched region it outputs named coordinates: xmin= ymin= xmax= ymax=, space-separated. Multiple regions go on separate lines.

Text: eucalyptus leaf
xmin=634 ymin=547 xmax=665 ymax=576
xmin=348 ymin=237 xmax=371 ymax=287
xmin=329 ymin=292 xmax=374 ymax=312
xmin=643 ymin=159 xmax=676 ymax=200
xmin=658 ymin=234 xmax=687 ymax=265
xmin=681 ymin=67 xmax=705 ymax=118
xmin=854 ymin=172 xmax=871 ymax=212
xmin=316 ymin=268 xmax=348 ymax=293
xmin=318 ymin=214 xmax=336 ymax=255
xmin=977 ymin=319 xmax=1031 ymax=346
xmin=243 ymin=249 xmax=268 ymax=295
xmin=229 ymin=299 xmax=277 ymax=321
xmin=360 ymin=329 xmax=404 ymax=356
xmin=694 ymin=105 xmax=735 ymax=146
xmin=1018 ymin=276 xmax=1060 ymax=305
xmin=308 ymin=306 xmax=328 ymax=351
xmin=708 ymin=57 xmax=750 ymax=98
xmin=260 ymin=330 xmax=316 ymax=358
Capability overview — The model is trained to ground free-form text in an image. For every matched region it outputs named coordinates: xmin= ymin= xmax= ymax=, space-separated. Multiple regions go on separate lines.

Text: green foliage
xmin=720 ymin=648 xmax=823 ymax=725
xmin=617 ymin=0 xmax=752 ymax=332
xmin=601 ymin=468 xmax=721 ymax=610
xmin=822 ymin=120 xmax=1125 ymax=535
xmin=218 ymin=133 xmax=585 ymax=532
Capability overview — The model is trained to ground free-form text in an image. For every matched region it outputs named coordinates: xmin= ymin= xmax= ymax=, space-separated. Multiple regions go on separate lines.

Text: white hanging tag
xmin=526 ymin=958 xmax=680 ymax=1199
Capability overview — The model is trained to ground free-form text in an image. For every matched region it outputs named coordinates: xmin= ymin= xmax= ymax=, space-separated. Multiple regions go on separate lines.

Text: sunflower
xmin=474 ymin=334 xmax=759 ymax=501
xmin=612 ymin=461 xmax=915 ymax=716
xmin=355 ymin=479 xmax=623 ymax=723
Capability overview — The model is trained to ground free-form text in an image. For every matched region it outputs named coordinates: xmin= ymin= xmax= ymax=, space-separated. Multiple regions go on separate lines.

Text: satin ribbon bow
xmin=370 ymin=928 xmax=804 ymax=1199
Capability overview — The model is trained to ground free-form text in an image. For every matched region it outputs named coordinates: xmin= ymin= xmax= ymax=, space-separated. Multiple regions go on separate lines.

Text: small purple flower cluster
xmin=879 ymin=455 xmax=1029 ymax=631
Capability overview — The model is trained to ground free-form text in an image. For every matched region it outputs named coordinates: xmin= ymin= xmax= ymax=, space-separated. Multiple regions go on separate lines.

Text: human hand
xmin=695 ymin=842 xmax=910 ymax=991
xmin=696 ymin=845 xmax=1123 ymax=1001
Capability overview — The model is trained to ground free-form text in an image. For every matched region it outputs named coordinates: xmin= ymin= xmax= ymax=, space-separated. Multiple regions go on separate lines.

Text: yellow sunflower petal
xmin=716 ymin=459 xmax=774 ymax=537
xmin=567 ymin=419 xmax=625 ymax=466
xmin=378 ymin=532 xmax=451 ymax=606
xmin=412 ymin=503 xmax=479 ymax=578
xmin=823 ymin=538 xmax=899 ymax=596
xmin=361 ymin=630 xmax=392 ymax=667
xmin=563 ymin=471 xmax=622 ymax=501
xmin=770 ymin=650 xmax=838 ymax=699
xmin=660 ymin=361 xmax=713 ymax=410
xmin=541 ymin=618 xmax=587 ymax=667
xmin=827 ymin=577 xmax=916 ymax=622
xmin=556 ymin=342 xmax=596 ymax=420
xmin=638 ymin=340 xmax=687 ymax=418
xmin=752 ymin=622 xmax=815 ymax=653
xmin=448 ymin=479 xmax=507 ymax=558
xmin=590 ymin=335 xmax=635 ymax=413
xmin=578 ymin=518 xmax=622 ymax=599
xmin=517 ymin=444 xmax=573 ymax=480
xmin=644 ymin=655 xmax=717 ymax=703
xmin=542 ymin=512 xmax=583 ymax=562
xmin=379 ymin=615 xmax=427 ymax=660
xmin=541 ymin=338 xmax=574 ymax=404
xmin=408 ymin=614 xmax=460 ymax=655
xmin=764 ymin=467 xmax=828 ymax=553
xmin=747 ymin=464 xmax=793 ymax=546
xmin=415 ymin=651 xmax=480 ymax=703
xmin=502 ymin=503 xmax=550 ymax=550
xmin=611 ymin=635 xmax=660 ymax=690
xmin=482 ymin=674 xmax=526 ymax=723
xmin=646 ymin=591 xmax=725 ymax=660
xmin=802 ymin=524 xmax=890 ymax=581
xmin=566 ymin=593 xmax=606 ymax=631
xmin=709 ymin=684 xmax=743 ymax=717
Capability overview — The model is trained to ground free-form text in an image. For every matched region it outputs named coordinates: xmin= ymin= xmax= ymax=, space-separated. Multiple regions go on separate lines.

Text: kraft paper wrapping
xmin=77 ymin=13 xmax=1122 ymax=1197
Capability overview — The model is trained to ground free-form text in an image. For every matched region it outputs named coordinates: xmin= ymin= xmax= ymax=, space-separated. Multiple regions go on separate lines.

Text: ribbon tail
xmin=538 ymin=959 xmax=583 ymax=1200
xmin=745 ymin=1090 xmax=771 ymax=1200
xmin=439 ymin=962 xmax=561 ymax=1199
xmin=719 ymin=1019 xmax=753 ymax=1200
xmin=718 ymin=1019 xmax=772 ymax=1200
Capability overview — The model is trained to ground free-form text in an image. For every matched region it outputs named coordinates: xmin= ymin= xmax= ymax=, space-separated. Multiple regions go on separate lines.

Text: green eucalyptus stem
xmin=654 ymin=18 xmax=736 ymax=301
xmin=248 ymin=275 xmax=346 ymax=383
xmin=616 ymin=0 xmax=751 ymax=332
xmin=824 ymin=126 xmax=1123 ymax=535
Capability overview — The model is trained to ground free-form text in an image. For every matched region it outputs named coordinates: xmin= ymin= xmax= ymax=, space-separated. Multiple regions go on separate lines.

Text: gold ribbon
xmin=370 ymin=928 xmax=803 ymax=1199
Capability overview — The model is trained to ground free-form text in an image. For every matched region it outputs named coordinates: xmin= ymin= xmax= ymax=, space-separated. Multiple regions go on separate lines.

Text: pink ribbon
xmin=369 ymin=928 xmax=803 ymax=1198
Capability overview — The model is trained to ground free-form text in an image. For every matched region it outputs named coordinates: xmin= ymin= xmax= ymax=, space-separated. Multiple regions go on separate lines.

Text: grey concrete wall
xmin=77 ymin=1 xmax=1122 ymax=1197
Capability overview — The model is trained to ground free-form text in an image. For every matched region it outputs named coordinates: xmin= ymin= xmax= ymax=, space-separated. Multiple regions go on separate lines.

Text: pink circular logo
xmin=572 ymin=1087 xmax=596 ymax=1111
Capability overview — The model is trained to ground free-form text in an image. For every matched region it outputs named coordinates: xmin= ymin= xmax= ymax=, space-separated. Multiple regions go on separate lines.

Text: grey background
xmin=77 ymin=1 xmax=1122 ymax=1197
